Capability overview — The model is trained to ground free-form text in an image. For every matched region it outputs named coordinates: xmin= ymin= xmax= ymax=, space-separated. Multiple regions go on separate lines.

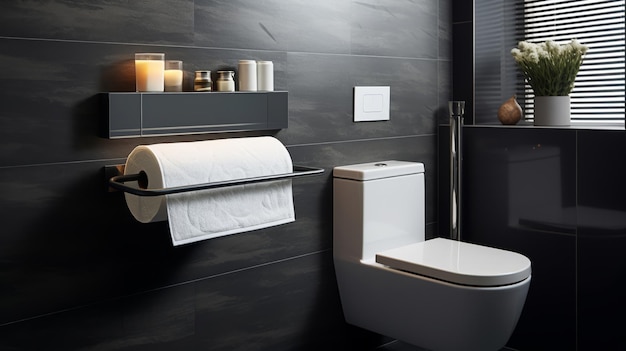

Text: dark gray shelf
xmin=103 ymin=91 xmax=288 ymax=138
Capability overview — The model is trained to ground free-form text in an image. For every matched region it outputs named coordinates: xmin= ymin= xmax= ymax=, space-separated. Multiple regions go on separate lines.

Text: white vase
xmin=534 ymin=96 xmax=570 ymax=126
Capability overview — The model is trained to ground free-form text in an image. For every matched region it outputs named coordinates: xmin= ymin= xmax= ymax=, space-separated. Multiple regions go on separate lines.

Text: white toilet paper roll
xmin=124 ymin=146 xmax=168 ymax=223
xmin=123 ymin=137 xmax=295 ymax=245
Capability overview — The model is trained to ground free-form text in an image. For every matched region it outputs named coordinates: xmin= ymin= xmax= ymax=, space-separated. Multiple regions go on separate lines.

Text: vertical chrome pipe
xmin=448 ymin=101 xmax=465 ymax=241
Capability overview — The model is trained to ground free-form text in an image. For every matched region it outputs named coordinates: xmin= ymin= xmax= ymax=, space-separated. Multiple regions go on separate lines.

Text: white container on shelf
xmin=257 ymin=61 xmax=274 ymax=91
xmin=216 ymin=71 xmax=235 ymax=92
xmin=238 ymin=60 xmax=257 ymax=91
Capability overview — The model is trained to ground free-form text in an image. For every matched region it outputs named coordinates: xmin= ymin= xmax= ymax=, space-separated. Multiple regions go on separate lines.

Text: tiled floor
xmin=377 ymin=340 xmax=516 ymax=351
xmin=376 ymin=340 xmax=428 ymax=350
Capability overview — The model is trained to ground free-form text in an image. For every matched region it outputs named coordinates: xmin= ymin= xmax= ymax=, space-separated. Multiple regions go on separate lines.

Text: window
xmin=473 ymin=0 xmax=625 ymax=125
xmin=521 ymin=0 xmax=625 ymax=124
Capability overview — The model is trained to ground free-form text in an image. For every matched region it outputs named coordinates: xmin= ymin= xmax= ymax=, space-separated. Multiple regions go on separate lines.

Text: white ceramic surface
xmin=376 ymin=237 xmax=531 ymax=286
xmin=333 ymin=160 xmax=532 ymax=351
xmin=534 ymin=95 xmax=571 ymax=126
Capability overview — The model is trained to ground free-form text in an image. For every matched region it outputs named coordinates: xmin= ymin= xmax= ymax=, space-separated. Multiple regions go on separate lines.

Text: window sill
xmin=468 ymin=121 xmax=625 ymax=131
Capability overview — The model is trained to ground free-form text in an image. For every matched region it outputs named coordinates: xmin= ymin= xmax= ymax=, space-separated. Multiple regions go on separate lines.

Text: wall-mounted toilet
xmin=333 ymin=160 xmax=531 ymax=351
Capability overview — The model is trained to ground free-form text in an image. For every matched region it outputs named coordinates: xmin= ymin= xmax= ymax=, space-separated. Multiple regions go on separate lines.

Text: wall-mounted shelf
xmin=103 ymin=91 xmax=288 ymax=138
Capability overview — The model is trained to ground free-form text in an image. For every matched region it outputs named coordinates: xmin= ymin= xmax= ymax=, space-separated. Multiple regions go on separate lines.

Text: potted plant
xmin=511 ymin=39 xmax=588 ymax=126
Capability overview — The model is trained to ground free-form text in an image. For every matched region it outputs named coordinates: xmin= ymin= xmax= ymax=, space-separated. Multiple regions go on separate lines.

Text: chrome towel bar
xmin=106 ymin=164 xmax=325 ymax=197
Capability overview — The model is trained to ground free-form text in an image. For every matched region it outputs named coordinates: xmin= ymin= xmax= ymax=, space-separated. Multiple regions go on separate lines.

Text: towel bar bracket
xmin=105 ymin=164 xmax=325 ymax=197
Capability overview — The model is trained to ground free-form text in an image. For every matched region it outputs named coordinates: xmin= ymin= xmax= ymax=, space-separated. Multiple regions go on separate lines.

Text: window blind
xmin=521 ymin=0 xmax=625 ymax=123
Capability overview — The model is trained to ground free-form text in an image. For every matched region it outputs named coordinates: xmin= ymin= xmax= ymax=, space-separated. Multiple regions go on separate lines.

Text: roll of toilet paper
xmin=124 ymin=137 xmax=295 ymax=246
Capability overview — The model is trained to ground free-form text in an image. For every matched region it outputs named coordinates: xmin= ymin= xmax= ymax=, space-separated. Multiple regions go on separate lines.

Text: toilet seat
xmin=375 ymin=238 xmax=531 ymax=287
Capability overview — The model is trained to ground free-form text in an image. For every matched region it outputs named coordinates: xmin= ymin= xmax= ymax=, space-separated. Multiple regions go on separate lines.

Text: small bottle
xmin=194 ymin=70 xmax=212 ymax=92
xmin=216 ymin=71 xmax=235 ymax=92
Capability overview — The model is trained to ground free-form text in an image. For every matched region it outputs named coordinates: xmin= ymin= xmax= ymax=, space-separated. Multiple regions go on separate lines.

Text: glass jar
xmin=194 ymin=70 xmax=212 ymax=92
xmin=164 ymin=60 xmax=183 ymax=92
xmin=135 ymin=53 xmax=165 ymax=92
xmin=216 ymin=71 xmax=235 ymax=92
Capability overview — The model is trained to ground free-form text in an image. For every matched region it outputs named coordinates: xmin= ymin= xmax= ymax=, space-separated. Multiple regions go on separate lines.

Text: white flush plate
xmin=354 ymin=86 xmax=390 ymax=122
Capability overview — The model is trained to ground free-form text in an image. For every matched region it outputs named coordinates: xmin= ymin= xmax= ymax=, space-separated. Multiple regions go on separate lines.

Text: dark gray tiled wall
xmin=0 ymin=1 xmax=450 ymax=350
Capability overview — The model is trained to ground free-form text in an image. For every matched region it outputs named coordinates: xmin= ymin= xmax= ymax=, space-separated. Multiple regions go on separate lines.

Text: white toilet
xmin=333 ymin=160 xmax=531 ymax=351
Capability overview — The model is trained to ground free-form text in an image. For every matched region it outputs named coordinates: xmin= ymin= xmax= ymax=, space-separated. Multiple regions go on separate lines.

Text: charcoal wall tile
xmin=0 ymin=284 xmax=195 ymax=350
xmin=194 ymin=0 xmax=351 ymax=54
xmin=282 ymin=53 xmax=440 ymax=145
xmin=287 ymin=136 xmax=438 ymax=224
xmin=350 ymin=0 xmax=439 ymax=58
xmin=0 ymin=0 xmax=450 ymax=350
xmin=0 ymin=38 xmax=288 ymax=166
xmin=0 ymin=161 xmax=132 ymax=324
xmin=0 ymin=0 xmax=195 ymax=45
xmin=439 ymin=0 xmax=453 ymax=60
xmin=192 ymin=250 xmax=392 ymax=350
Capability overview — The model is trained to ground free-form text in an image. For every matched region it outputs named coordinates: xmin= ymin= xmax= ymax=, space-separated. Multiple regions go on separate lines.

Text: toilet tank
xmin=333 ymin=161 xmax=425 ymax=261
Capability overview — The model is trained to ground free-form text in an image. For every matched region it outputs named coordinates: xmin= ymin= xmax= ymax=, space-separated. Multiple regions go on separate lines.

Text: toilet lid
xmin=375 ymin=238 xmax=531 ymax=287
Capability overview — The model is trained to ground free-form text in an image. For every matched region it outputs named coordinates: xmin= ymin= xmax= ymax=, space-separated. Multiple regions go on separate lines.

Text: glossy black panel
xmin=452 ymin=0 xmax=473 ymax=23
xmin=577 ymin=130 xmax=626 ymax=350
xmin=456 ymin=126 xmax=578 ymax=349
xmin=463 ymin=127 xmax=577 ymax=236
xmin=437 ymin=125 xmax=451 ymax=236
xmin=505 ymin=228 xmax=577 ymax=351
xmin=445 ymin=126 xmax=626 ymax=349
xmin=577 ymin=130 xmax=626 ymax=214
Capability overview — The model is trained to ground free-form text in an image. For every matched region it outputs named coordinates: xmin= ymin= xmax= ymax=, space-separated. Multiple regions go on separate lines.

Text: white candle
xmin=164 ymin=69 xmax=183 ymax=91
xmin=135 ymin=53 xmax=164 ymax=92
xmin=164 ymin=60 xmax=183 ymax=92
